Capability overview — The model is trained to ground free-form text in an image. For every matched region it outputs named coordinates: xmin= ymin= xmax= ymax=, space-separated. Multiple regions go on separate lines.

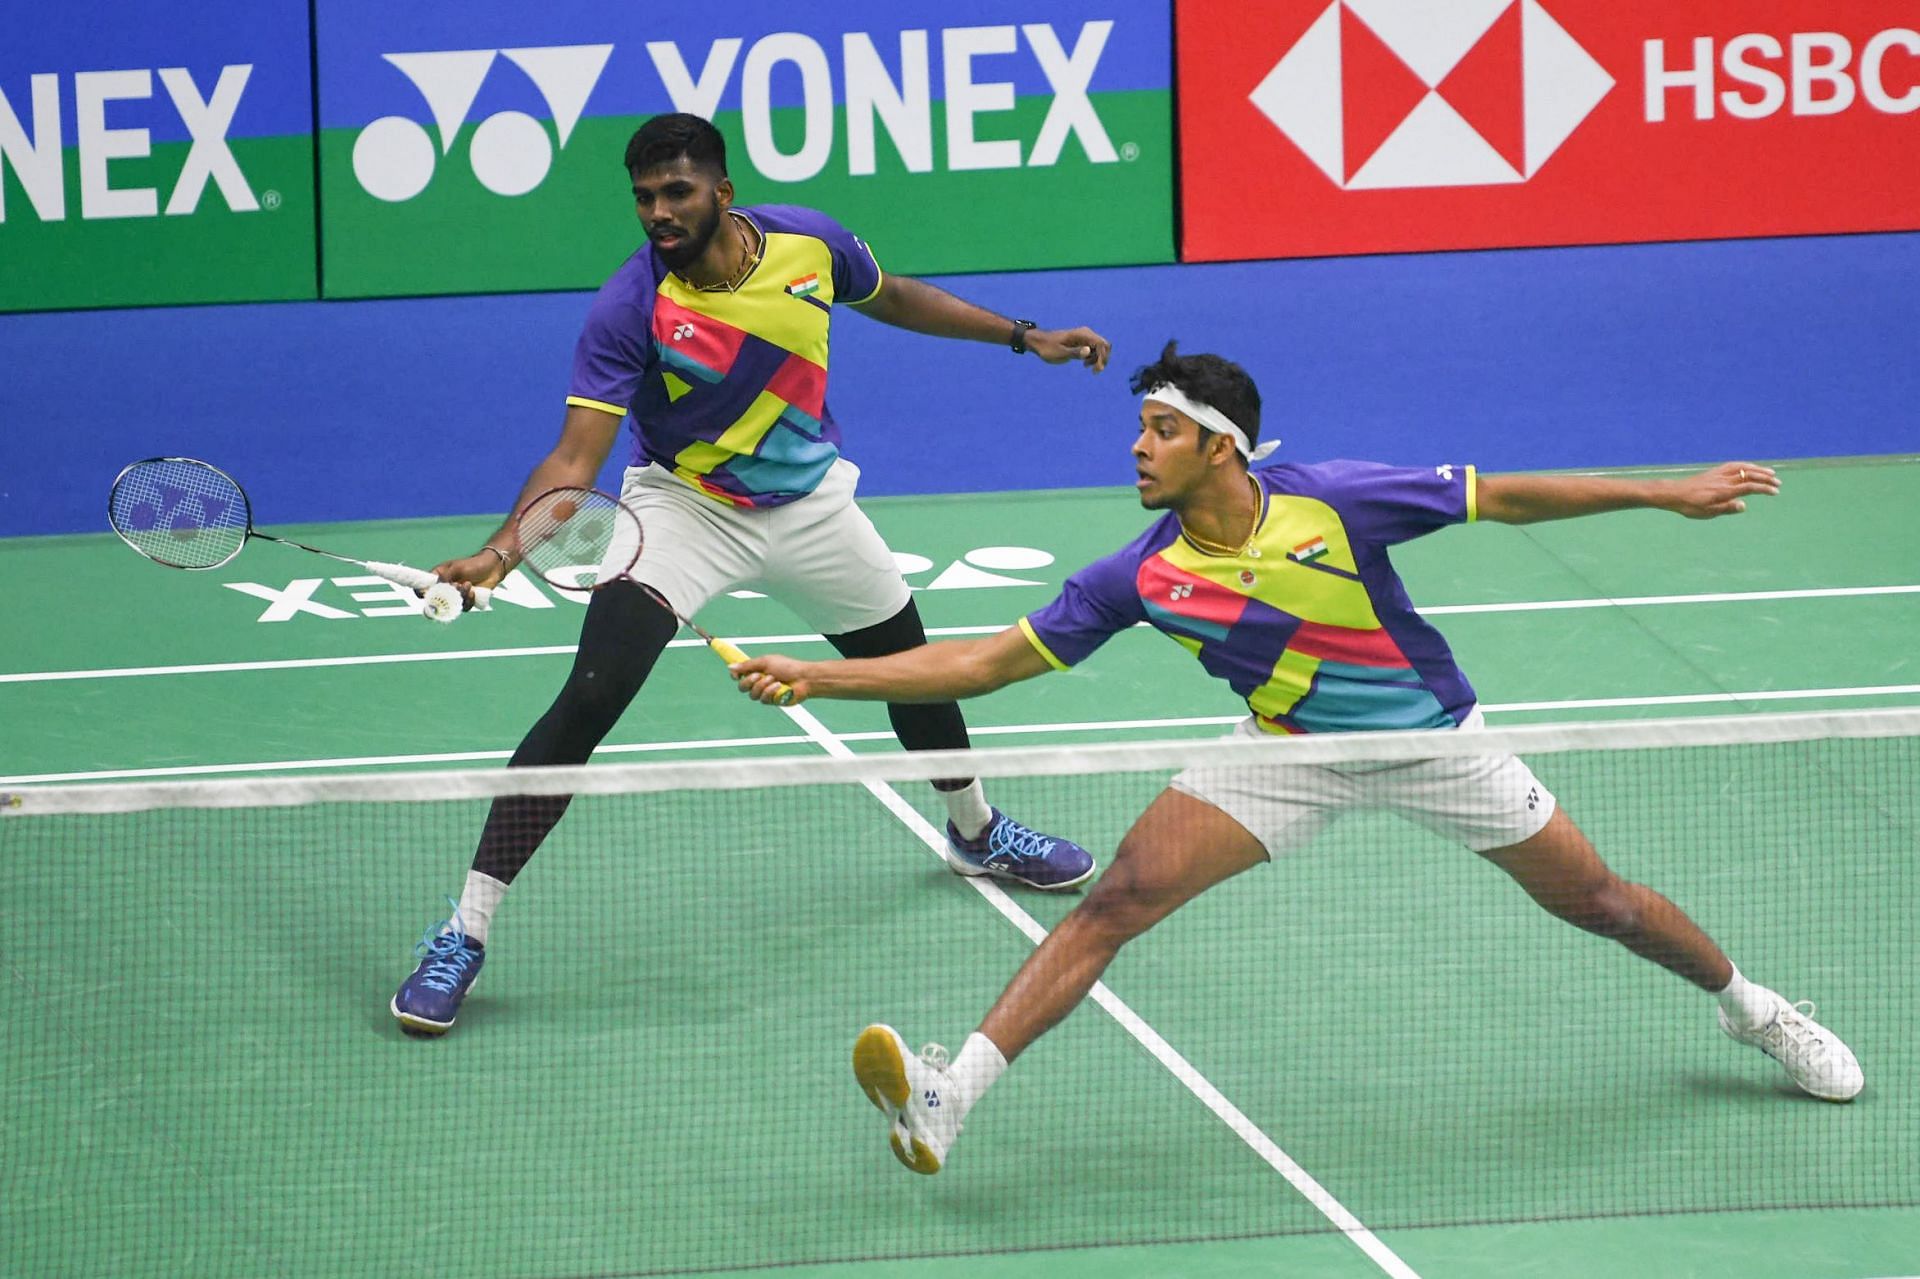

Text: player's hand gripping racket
xmin=516 ymin=485 xmax=794 ymax=705
xmin=108 ymin=457 xmax=490 ymax=623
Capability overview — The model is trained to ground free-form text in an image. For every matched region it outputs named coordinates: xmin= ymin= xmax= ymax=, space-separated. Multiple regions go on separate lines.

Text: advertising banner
xmin=1177 ymin=0 xmax=1920 ymax=260
xmin=315 ymin=0 xmax=1173 ymax=298
xmin=0 ymin=0 xmax=317 ymax=312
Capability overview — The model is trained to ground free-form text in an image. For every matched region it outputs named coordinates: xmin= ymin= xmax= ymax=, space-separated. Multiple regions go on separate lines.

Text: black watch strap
xmin=1010 ymin=319 xmax=1037 ymax=354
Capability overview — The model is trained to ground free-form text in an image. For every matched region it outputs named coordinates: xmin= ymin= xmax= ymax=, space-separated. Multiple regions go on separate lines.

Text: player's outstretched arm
xmin=433 ymin=403 xmax=623 ymax=590
xmin=852 ymin=275 xmax=1110 ymax=371
xmin=1477 ymin=462 xmax=1780 ymax=525
xmin=732 ymin=626 xmax=1053 ymax=706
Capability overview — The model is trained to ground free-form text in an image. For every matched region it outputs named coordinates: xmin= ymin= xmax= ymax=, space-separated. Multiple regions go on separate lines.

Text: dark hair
xmin=624 ymin=113 xmax=728 ymax=177
xmin=1128 ymin=341 xmax=1262 ymax=448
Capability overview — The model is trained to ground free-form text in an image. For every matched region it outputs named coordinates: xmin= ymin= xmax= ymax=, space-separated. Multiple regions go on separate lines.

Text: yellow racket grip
xmin=709 ymin=638 xmax=794 ymax=706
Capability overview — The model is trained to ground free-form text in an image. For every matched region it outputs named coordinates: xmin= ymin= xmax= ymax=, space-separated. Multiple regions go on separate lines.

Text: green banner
xmin=318 ymin=92 xmax=1172 ymax=298
xmin=0 ymin=134 xmax=315 ymax=312
xmin=0 ymin=11 xmax=319 ymax=314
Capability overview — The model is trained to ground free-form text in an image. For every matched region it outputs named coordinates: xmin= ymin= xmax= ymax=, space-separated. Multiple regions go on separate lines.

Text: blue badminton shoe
xmin=942 ymin=808 xmax=1095 ymax=891
xmin=391 ymin=912 xmax=485 ymax=1037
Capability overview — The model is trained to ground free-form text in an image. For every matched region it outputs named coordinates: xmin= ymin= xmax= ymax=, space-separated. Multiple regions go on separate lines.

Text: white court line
xmin=3 ymin=583 xmax=1916 ymax=685
xmin=775 ymin=699 xmax=1419 ymax=1279
xmin=1418 ymin=583 xmax=1920 ymax=615
xmin=7 ymin=686 xmax=1920 ymax=785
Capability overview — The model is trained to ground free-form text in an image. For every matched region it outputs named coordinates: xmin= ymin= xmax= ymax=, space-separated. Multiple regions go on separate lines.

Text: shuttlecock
xmin=421 ymin=581 xmax=465 ymax=624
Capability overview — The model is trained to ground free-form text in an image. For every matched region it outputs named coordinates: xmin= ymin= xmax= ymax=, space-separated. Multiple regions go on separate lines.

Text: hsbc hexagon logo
xmin=1250 ymin=0 xmax=1614 ymax=189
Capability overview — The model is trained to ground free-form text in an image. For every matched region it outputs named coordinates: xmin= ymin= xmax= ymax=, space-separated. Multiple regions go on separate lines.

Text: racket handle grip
xmin=370 ymin=560 xmax=493 ymax=611
xmin=366 ymin=560 xmax=438 ymax=590
xmin=709 ymin=638 xmax=795 ymax=706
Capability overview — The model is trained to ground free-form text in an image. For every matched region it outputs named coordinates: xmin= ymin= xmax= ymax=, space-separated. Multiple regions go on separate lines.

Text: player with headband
xmin=733 ymin=340 xmax=1864 ymax=1174
xmin=391 ymin=113 xmax=1112 ymax=1036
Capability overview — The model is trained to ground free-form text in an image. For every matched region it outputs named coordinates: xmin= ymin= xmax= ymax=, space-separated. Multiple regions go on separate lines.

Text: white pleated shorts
xmin=602 ymin=457 xmax=911 ymax=636
xmin=1168 ymin=709 xmax=1558 ymax=857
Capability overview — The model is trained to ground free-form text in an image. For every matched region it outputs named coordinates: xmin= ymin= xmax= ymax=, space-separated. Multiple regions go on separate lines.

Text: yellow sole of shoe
xmin=852 ymin=1026 xmax=943 ymax=1174
xmin=852 ymin=1025 xmax=910 ymax=1111
xmin=888 ymin=1130 xmax=943 ymax=1175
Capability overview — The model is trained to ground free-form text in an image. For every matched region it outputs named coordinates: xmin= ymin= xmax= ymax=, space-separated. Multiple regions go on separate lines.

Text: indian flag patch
xmin=785 ymin=273 xmax=821 ymax=299
xmin=1287 ymin=536 xmax=1329 ymax=564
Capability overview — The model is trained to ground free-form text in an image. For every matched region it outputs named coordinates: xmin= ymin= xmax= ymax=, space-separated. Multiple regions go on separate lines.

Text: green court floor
xmin=3 ymin=457 xmax=1918 ymax=1278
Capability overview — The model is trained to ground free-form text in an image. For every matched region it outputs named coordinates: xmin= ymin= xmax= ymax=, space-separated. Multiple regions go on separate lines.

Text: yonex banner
xmin=0 ymin=0 xmax=317 ymax=312
xmin=1177 ymin=0 xmax=1920 ymax=260
xmin=315 ymin=0 xmax=1173 ymax=298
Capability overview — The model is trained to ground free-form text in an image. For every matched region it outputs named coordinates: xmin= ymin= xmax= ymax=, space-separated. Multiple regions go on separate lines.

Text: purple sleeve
xmin=1021 ymin=549 xmax=1145 ymax=668
xmin=567 ymin=282 xmax=654 ymax=412
xmin=1305 ymin=460 xmax=1474 ymax=545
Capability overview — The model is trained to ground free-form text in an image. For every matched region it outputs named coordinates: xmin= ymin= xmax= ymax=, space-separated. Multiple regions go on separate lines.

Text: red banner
xmin=1177 ymin=0 xmax=1920 ymax=260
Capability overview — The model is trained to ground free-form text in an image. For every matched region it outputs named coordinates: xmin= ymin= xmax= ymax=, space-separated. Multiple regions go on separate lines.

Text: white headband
xmin=1144 ymin=384 xmax=1279 ymax=461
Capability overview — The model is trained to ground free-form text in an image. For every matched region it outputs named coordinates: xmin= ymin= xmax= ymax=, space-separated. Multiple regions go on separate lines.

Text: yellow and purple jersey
xmin=566 ymin=205 xmax=883 ymax=508
xmin=1020 ymin=462 xmax=1481 ymax=734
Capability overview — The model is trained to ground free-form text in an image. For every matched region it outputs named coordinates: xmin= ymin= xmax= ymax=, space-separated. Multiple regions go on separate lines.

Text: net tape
xmin=7 ymin=706 xmax=1918 ymax=817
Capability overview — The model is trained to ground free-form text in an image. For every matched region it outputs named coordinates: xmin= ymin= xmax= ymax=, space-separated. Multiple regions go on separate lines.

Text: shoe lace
xmin=986 ymin=816 xmax=1057 ymax=864
xmin=410 ymin=903 xmax=477 ymax=995
xmin=1765 ymin=999 xmax=1833 ymax=1057
xmin=917 ymin=1042 xmax=951 ymax=1072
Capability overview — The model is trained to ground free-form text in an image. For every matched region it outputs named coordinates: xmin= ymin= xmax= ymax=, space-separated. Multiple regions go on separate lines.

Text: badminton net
xmin=3 ymin=708 xmax=1915 ymax=1277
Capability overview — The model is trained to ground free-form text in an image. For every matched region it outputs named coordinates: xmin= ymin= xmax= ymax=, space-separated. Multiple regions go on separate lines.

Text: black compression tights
xmin=471 ymin=588 xmax=969 ymax=884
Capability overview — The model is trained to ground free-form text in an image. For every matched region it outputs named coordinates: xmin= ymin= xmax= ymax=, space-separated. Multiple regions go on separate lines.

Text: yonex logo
xmin=1249 ymin=0 xmax=1614 ymax=190
xmin=1170 ymin=583 xmax=1194 ymax=601
xmin=645 ymin=23 xmax=1120 ymax=183
xmin=672 ymin=322 xmax=696 ymax=340
xmin=0 ymin=66 xmax=258 ymax=222
xmin=351 ymin=45 xmax=613 ymax=203
xmin=924 ymin=1090 xmax=940 ymax=1107
xmin=1437 ymin=464 xmax=1455 ymax=480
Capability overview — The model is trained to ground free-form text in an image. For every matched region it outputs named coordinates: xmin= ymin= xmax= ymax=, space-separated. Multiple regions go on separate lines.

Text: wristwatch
xmin=1010 ymin=319 xmax=1037 ymax=354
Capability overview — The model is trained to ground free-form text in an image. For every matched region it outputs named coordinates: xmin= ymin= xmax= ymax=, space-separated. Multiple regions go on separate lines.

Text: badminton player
xmin=732 ymin=341 xmax=1866 ymax=1174
xmin=391 ymin=114 xmax=1110 ymax=1035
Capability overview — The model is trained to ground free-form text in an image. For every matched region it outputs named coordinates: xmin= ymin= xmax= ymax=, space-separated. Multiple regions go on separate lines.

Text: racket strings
xmin=108 ymin=458 xmax=250 ymax=569
xmin=517 ymin=488 xmax=639 ymax=591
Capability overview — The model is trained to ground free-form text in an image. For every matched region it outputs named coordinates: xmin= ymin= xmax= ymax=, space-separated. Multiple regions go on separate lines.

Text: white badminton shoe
xmin=1718 ymin=995 xmax=1864 ymax=1102
xmin=852 ymin=1024 xmax=962 ymax=1174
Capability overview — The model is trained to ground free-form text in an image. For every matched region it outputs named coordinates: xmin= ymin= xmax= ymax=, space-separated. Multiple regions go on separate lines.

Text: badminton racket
xmin=108 ymin=457 xmax=490 ymax=623
xmin=515 ymin=485 xmax=793 ymax=704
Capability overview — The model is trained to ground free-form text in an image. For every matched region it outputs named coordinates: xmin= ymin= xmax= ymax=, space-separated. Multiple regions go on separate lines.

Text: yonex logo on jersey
xmin=1437 ymin=464 xmax=1456 ymax=480
xmin=0 ymin=65 xmax=259 ymax=223
xmin=924 ymin=1090 xmax=940 ymax=1107
xmin=672 ymin=322 xmax=696 ymax=340
xmin=1249 ymin=1 xmax=1613 ymax=190
xmin=351 ymin=45 xmax=614 ymax=203
xmin=1170 ymin=583 xmax=1194 ymax=601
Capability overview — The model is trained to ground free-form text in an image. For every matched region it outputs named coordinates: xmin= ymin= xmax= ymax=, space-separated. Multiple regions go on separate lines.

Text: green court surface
xmin=3 ymin=457 xmax=1918 ymax=1278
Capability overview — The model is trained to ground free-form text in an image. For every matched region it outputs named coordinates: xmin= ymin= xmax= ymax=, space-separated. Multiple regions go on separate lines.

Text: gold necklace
xmin=688 ymin=212 xmax=761 ymax=293
xmin=1181 ymin=476 xmax=1263 ymax=557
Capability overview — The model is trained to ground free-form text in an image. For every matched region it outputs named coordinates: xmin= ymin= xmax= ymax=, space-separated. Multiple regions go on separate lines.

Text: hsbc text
xmin=1645 ymin=29 xmax=1920 ymax=121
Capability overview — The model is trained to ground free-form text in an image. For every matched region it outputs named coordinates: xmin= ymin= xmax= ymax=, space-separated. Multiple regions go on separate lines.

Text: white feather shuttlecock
xmin=421 ymin=581 xmax=465 ymax=624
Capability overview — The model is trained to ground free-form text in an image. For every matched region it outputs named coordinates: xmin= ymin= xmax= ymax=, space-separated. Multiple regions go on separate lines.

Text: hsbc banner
xmin=315 ymin=0 xmax=1173 ymax=298
xmin=1177 ymin=0 xmax=1920 ymax=260
xmin=0 ymin=0 xmax=317 ymax=312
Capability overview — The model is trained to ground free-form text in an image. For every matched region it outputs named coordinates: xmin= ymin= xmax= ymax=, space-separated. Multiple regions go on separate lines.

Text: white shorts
xmin=1168 ymin=709 xmax=1557 ymax=857
xmin=603 ymin=457 xmax=911 ymax=636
